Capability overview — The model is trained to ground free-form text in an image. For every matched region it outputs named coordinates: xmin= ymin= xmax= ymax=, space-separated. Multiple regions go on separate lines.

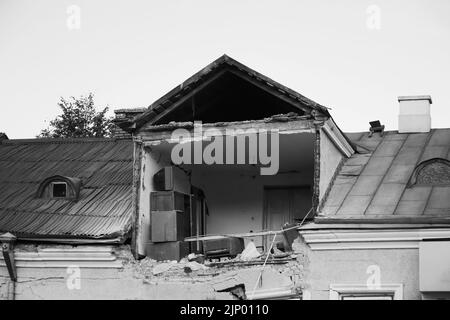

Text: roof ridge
xmin=1 ymin=137 xmax=132 ymax=145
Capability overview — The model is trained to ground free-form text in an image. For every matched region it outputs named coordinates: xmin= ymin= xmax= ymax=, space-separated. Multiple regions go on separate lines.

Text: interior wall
xmin=140 ymin=131 xmax=315 ymax=252
xmin=190 ymin=169 xmax=313 ymax=248
xmin=137 ymin=145 xmax=172 ymax=256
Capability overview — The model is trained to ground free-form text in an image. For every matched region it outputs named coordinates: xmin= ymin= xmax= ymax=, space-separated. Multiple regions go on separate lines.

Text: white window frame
xmin=329 ymin=283 xmax=403 ymax=300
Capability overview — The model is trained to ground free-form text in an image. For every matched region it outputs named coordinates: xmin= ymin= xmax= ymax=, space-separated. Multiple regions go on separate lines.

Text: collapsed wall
xmin=0 ymin=237 xmax=310 ymax=300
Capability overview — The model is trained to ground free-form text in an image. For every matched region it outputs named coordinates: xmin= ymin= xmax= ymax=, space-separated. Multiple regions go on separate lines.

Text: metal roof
xmin=0 ymin=138 xmax=133 ymax=242
xmin=319 ymin=129 xmax=450 ymax=222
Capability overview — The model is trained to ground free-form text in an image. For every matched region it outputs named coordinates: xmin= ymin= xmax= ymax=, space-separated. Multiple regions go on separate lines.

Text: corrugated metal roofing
xmin=0 ymin=138 xmax=133 ymax=242
xmin=320 ymin=129 xmax=450 ymax=220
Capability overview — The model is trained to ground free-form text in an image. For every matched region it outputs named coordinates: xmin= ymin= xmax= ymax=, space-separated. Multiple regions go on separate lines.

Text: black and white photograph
xmin=0 ymin=0 xmax=450 ymax=305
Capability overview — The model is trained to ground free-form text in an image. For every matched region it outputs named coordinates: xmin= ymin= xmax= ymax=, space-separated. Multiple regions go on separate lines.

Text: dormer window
xmin=408 ymin=158 xmax=450 ymax=187
xmin=36 ymin=176 xmax=81 ymax=200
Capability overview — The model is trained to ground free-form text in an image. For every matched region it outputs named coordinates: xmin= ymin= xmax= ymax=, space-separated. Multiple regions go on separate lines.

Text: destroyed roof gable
xmin=318 ymin=128 xmax=450 ymax=223
xmin=120 ymin=54 xmax=330 ymax=131
xmin=0 ymin=138 xmax=133 ymax=242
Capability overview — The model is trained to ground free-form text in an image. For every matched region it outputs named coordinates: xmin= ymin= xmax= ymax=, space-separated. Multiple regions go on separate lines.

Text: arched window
xmin=36 ymin=175 xmax=82 ymax=200
xmin=408 ymin=158 xmax=450 ymax=187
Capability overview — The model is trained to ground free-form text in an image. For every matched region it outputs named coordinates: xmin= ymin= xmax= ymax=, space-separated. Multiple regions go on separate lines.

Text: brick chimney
xmin=112 ymin=108 xmax=146 ymax=138
xmin=398 ymin=95 xmax=432 ymax=133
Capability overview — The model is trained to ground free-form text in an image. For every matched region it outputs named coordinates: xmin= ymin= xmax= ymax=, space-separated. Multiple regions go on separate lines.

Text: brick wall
xmin=112 ymin=108 xmax=146 ymax=139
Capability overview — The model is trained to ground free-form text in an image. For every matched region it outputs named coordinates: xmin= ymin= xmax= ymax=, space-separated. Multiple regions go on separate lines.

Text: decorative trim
xmin=300 ymin=228 xmax=450 ymax=250
xmin=35 ymin=175 xmax=81 ymax=201
xmin=329 ymin=283 xmax=403 ymax=300
xmin=322 ymin=119 xmax=354 ymax=157
xmin=407 ymin=158 xmax=450 ymax=187
xmin=0 ymin=246 xmax=122 ymax=269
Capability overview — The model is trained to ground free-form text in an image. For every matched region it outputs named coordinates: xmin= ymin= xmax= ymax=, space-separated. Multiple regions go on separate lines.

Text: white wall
xmin=190 ymin=168 xmax=313 ymax=247
xmin=0 ymin=245 xmax=232 ymax=300
xmin=137 ymin=144 xmax=172 ymax=256
xmin=139 ymin=131 xmax=316 ymax=252
xmin=319 ymin=129 xmax=344 ymax=202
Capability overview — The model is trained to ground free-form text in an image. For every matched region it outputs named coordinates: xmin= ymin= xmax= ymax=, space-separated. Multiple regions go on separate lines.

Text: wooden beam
xmin=131 ymin=138 xmax=143 ymax=259
xmin=227 ymin=69 xmax=312 ymax=115
xmin=144 ymin=69 xmax=229 ymax=127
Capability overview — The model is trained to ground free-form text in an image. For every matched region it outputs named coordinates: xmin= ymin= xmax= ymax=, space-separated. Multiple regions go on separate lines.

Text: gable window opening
xmin=52 ymin=182 xmax=68 ymax=198
xmin=36 ymin=175 xmax=82 ymax=201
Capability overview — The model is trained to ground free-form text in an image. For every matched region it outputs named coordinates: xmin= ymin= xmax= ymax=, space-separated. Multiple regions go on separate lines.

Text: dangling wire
xmin=248 ymin=207 xmax=313 ymax=300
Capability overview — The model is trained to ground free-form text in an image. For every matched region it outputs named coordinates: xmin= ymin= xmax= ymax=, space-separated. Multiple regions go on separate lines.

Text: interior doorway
xmin=263 ymin=186 xmax=312 ymax=251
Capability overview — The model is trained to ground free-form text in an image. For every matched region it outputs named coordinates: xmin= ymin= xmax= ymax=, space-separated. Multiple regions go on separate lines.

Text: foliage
xmin=38 ymin=93 xmax=114 ymax=138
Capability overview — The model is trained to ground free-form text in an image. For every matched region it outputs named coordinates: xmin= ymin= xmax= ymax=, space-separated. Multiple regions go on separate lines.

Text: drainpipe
xmin=0 ymin=232 xmax=17 ymax=300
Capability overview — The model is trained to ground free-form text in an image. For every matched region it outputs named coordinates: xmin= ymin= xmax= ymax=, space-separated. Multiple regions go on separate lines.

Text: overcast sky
xmin=1 ymin=0 xmax=449 ymax=138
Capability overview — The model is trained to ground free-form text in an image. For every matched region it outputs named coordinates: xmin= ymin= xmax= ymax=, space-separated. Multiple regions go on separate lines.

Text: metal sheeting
xmin=0 ymin=138 xmax=133 ymax=241
xmin=321 ymin=129 xmax=450 ymax=218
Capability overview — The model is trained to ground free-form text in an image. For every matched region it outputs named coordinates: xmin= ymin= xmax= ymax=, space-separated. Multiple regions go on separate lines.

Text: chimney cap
xmin=398 ymin=95 xmax=432 ymax=104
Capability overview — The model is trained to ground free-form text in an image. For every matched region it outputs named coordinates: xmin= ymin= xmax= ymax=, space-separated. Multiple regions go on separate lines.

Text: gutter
xmin=0 ymin=232 xmax=17 ymax=300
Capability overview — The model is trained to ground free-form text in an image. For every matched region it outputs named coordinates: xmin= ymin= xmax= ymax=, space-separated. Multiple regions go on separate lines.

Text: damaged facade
xmin=1 ymin=56 xmax=449 ymax=300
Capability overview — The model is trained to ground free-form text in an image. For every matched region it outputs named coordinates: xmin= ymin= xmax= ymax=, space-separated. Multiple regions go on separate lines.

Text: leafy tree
xmin=39 ymin=93 xmax=114 ymax=138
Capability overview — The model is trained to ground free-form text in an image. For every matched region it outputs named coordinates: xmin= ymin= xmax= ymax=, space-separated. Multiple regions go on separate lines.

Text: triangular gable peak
xmin=121 ymin=55 xmax=330 ymax=132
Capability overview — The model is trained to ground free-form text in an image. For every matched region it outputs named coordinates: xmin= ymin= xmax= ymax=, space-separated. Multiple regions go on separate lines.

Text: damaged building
xmin=1 ymin=55 xmax=449 ymax=300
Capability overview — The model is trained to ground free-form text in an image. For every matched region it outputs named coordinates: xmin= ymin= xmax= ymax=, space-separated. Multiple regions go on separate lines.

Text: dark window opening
xmin=52 ymin=182 xmax=67 ymax=198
